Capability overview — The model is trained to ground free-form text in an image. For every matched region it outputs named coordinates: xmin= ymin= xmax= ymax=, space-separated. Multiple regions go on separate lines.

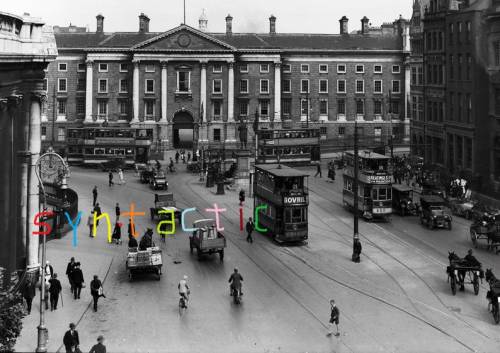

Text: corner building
xmin=43 ymin=13 xmax=410 ymax=163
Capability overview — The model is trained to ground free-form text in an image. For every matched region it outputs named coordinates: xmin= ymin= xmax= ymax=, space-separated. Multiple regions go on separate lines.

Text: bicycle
xmin=178 ymin=291 xmax=189 ymax=315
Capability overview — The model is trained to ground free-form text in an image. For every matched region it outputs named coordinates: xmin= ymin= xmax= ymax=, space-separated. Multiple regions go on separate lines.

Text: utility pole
xmin=183 ymin=0 xmax=186 ymax=24
xmin=352 ymin=120 xmax=360 ymax=260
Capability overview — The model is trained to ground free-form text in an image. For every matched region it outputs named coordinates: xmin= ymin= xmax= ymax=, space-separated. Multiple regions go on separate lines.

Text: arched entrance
xmin=172 ymin=111 xmax=194 ymax=149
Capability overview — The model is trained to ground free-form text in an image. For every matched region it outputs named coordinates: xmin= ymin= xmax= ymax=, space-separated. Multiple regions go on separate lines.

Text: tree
xmin=0 ymin=287 xmax=26 ymax=352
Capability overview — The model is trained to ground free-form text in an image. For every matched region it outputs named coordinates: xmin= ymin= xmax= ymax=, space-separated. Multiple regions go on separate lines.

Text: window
xmin=98 ymin=63 xmax=108 ymax=72
xmin=374 ymin=127 xmax=382 ymax=136
xmin=177 ymin=71 xmax=190 ymax=92
xmin=337 ymin=99 xmax=346 ymax=115
xmin=466 ymin=54 xmax=472 ymax=80
xmin=260 ymin=79 xmax=269 ymax=93
xmin=319 ymin=64 xmax=328 ymax=73
xmin=418 ymin=67 xmax=423 ymax=85
xmin=338 ymin=126 xmax=345 ymax=136
xmin=260 ymin=64 xmax=269 ymax=73
xmin=457 ymin=93 xmax=463 ymax=122
xmin=355 ymin=64 xmax=364 ymax=73
xmin=337 ymin=64 xmax=346 ymax=73
xmin=374 ymin=65 xmax=382 ymax=73
xmin=57 ymin=99 xmax=66 ymax=115
xmin=301 ymin=99 xmax=310 ymax=116
xmin=282 ymin=99 xmax=291 ymax=116
xmin=239 ymin=100 xmax=248 ymax=116
xmin=41 ymin=126 xmax=47 ymax=141
xmin=58 ymin=78 xmax=67 ymax=92
xmin=120 ymin=63 xmax=128 ymax=72
xmin=457 ymin=22 xmax=462 ymax=44
xmin=392 ymin=80 xmax=400 ymax=93
xmin=466 ymin=21 xmax=471 ymax=42
xmin=240 ymin=79 xmax=248 ymax=94
xmin=300 ymin=64 xmax=309 ymax=73
xmin=374 ymin=100 xmax=382 ymax=115
xmin=260 ymin=100 xmax=269 ymax=116
xmin=98 ymin=100 xmax=107 ymax=116
xmin=144 ymin=100 xmax=155 ymax=119
xmin=119 ymin=79 xmax=128 ymax=93
xmin=213 ymin=79 xmax=222 ymax=94
xmin=98 ymin=79 xmax=108 ymax=93
xmin=282 ymin=64 xmax=291 ymax=73
xmin=58 ymin=63 xmax=67 ymax=72
xmin=449 ymin=23 xmax=454 ymax=43
xmin=411 ymin=67 xmax=417 ymax=85
xmin=374 ymin=80 xmax=383 ymax=94
xmin=119 ymin=100 xmax=128 ymax=116
xmin=57 ymin=128 xmax=66 ymax=142
xmin=320 ymin=126 xmax=327 ymax=136
xmin=392 ymin=65 xmax=401 ymax=73
xmin=466 ymin=93 xmax=472 ymax=123
xmin=320 ymin=99 xmax=328 ymax=115
xmin=356 ymin=100 xmax=364 ymax=115
xmin=301 ymin=79 xmax=309 ymax=93
xmin=145 ymin=79 xmax=154 ymax=93
xmin=76 ymin=78 xmax=85 ymax=91
xmin=495 ymin=41 xmax=500 ymax=66
xmin=213 ymin=100 xmax=222 ymax=118
xmin=77 ymin=63 xmax=86 ymax=72
xmin=76 ymin=98 xmax=85 ymax=115
xmin=449 ymin=55 xmax=454 ymax=79
xmin=319 ymin=79 xmax=328 ymax=93
xmin=213 ymin=128 xmax=221 ymax=142
xmin=337 ymin=80 xmax=346 ymax=93
xmin=240 ymin=64 xmax=248 ymax=73
xmin=42 ymin=78 xmax=48 ymax=91
xmin=391 ymin=101 xmax=400 ymax=115
xmin=145 ymin=64 xmax=155 ymax=72
xmin=355 ymin=80 xmax=364 ymax=93
xmin=213 ymin=63 xmax=222 ymax=73
xmin=282 ymin=79 xmax=291 ymax=93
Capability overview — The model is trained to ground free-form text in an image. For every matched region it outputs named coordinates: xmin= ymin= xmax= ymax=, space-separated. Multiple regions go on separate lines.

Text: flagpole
xmin=183 ymin=0 xmax=186 ymax=24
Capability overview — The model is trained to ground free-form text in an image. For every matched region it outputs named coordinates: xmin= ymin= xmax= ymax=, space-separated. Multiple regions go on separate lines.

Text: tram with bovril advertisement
xmin=342 ymin=150 xmax=392 ymax=221
xmin=253 ymin=164 xmax=309 ymax=243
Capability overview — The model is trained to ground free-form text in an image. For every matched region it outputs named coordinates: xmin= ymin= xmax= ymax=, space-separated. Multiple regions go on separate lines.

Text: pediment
xmin=133 ymin=25 xmax=235 ymax=51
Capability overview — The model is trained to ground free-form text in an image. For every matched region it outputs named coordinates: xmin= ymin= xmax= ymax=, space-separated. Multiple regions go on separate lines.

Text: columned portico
xmin=84 ymin=60 xmax=93 ymax=123
xmin=132 ymin=60 xmax=140 ymax=123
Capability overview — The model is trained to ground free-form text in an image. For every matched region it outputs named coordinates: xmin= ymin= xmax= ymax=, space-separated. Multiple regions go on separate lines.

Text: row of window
xmin=448 ymin=92 xmax=473 ymax=124
xmin=280 ymin=79 xmax=400 ymax=94
xmin=448 ymin=21 xmax=472 ymax=45
xmin=448 ymin=53 xmax=472 ymax=81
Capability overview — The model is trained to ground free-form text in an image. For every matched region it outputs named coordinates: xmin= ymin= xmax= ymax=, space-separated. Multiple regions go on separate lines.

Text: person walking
xmin=127 ymin=219 xmax=136 ymax=239
xmin=90 ymin=275 xmax=105 ymax=312
xmin=49 ymin=273 xmax=62 ymax=311
xmin=112 ymin=221 xmax=122 ymax=245
xmin=352 ymin=238 xmax=362 ymax=263
xmin=118 ymin=168 xmax=125 ymax=185
xmin=246 ymin=217 xmax=254 ymax=243
xmin=93 ymin=203 xmax=102 ymax=226
xmin=239 ymin=190 xmax=245 ymax=206
xmin=22 ymin=281 xmax=36 ymax=314
xmin=63 ymin=323 xmax=80 ymax=353
xmin=92 ymin=186 xmax=98 ymax=207
xmin=66 ymin=257 xmax=77 ymax=294
xmin=187 ymin=152 xmax=191 ymax=163
xmin=108 ymin=171 xmax=114 ymax=187
xmin=128 ymin=233 xmax=138 ymax=248
xmin=87 ymin=210 xmax=95 ymax=237
xmin=314 ymin=162 xmax=322 ymax=178
xmin=89 ymin=335 xmax=106 ymax=353
xmin=44 ymin=260 xmax=54 ymax=284
xmin=71 ymin=263 xmax=84 ymax=300
xmin=175 ymin=151 xmax=180 ymax=164
xmin=327 ymin=299 xmax=340 ymax=337
xmin=115 ymin=203 xmax=120 ymax=222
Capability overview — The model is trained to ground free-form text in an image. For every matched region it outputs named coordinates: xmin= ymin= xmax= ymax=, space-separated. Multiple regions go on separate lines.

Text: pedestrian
xmin=89 ymin=335 xmax=106 ymax=353
xmin=112 ymin=221 xmax=122 ymax=245
xmin=327 ymin=299 xmax=340 ymax=337
xmin=182 ymin=151 xmax=186 ymax=164
xmin=108 ymin=171 xmax=114 ymax=187
xmin=239 ymin=190 xmax=245 ymax=206
xmin=44 ymin=260 xmax=54 ymax=284
xmin=118 ymin=168 xmax=125 ymax=185
xmin=66 ymin=257 xmax=77 ymax=294
xmin=22 ymin=281 xmax=36 ymax=314
xmin=128 ymin=233 xmax=138 ymax=248
xmin=49 ymin=273 xmax=62 ymax=311
xmin=63 ymin=322 xmax=80 ymax=353
xmin=90 ymin=275 xmax=105 ymax=312
xmin=314 ymin=162 xmax=322 ymax=178
xmin=94 ymin=203 xmax=102 ymax=226
xmin=352 ymin=238 xmax=362 ymax=263
xmin=71 ymin=262 xmax=84 ymax=300
xmin=115 ymin=203 xmax=120 ymax=221
xmin=92 ymin=186 xmax=98 ymax=206
xmin=246 ymin=217 xmax=254 ymax=243
xmin=175 ymin=151 xmax=180 ymax=164
xmin=127 ymin=219 xmax=136 ymax=238
xmin=88 ymin=210 xmax=95 ymax=237
xmin=187 ymin=152 xmax=191 ymax=163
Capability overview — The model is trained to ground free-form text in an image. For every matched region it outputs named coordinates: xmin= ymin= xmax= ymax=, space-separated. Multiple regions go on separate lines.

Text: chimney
xmin=361 ymin=16 xmax=369 ymax=34
xmin=96 ymin=14 xmax=104 ymax=33
xmin=139 ymin=13 xmax=150 ymax=33
xmin=225 ymin=14 xmax=233 ymax=35
xmin=269 ymin=15 xmax=276 ymax=35
xmin=339 ymin=16 xmax=348 ymax=35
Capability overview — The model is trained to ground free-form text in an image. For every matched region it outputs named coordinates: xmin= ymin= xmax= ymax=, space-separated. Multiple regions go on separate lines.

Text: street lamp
xmin=352 ymin=121 xmax=361 ymax=262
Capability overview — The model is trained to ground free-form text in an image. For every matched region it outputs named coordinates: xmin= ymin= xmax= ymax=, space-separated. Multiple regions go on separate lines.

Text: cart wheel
xmin=450 ymin=275 xmax=457 ymax=295
xmin=219 ymin=250 xmax=224 ymax=262
xmin=470 ymin=231 xmax=478 ymax=248
xmin=473 ymin=274 xmax=479 ymax=295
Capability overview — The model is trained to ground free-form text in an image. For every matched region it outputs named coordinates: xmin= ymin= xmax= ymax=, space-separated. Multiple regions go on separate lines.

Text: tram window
xmin=95 ymin=148 xmax=105 ymax=155
xmin=105 ymin=148 xmax=113 ymax=154
xmin=84 ymin=148 xmax=93 ymax=155
xmin=115 ymin=149 xmax=125 ymax=155
xmin=126 ymin=149 xmax=134 ymax=155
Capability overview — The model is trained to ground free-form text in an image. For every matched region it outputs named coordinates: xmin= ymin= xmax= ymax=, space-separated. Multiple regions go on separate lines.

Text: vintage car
xmin=392 ymin=184 xmax=417 ymax=216
xmin=420 ymin=195 xmax=452 ymax=230
xmin=150 ymin=193 xmax=182 ymax=222
xmin=189 ymin=219 xmax=226 ymax=261
xmin=449 ymin=199 xmax=476 ymax=219
xmin=150 ymin=171 xmax=168 ymax=190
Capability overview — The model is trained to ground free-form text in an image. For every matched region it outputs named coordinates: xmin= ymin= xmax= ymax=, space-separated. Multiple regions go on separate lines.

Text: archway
xmin=172 ymin=111 xmax=194 ymax=149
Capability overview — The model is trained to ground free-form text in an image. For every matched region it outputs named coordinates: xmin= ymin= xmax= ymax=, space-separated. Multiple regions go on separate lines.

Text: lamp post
xmin=388 ymin=89 xmax=394 ymax=159
xmin=352 ymin=121 xmax=361 ymax=261
xmin=253 ymin=108 xmax=259 ymax=165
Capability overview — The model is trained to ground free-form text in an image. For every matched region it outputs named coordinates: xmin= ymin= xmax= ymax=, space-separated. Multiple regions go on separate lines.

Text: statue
xmin=238 ymin=120 xmax=248 ymax=149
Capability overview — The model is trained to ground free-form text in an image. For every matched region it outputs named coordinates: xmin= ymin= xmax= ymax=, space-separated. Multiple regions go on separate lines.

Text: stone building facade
xmin=42 ymin=12 xmax=410 ymax=162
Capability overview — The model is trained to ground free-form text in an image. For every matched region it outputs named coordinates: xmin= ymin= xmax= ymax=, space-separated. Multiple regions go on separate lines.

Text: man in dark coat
xmin=128 ymin=234 xmax=138 ymax=248
xmin=115 ymin=203 xmax=120 ymax=221
xmin=352 ymin=238 xmax=362 ymax=263
xmin=22 ymin=281 xmax=36 ymax=314
xmin=246 ymin=217 xmax=254 ymax=243
xmin=49 ymin=273 xmax=62 ymax=311
xmin=175 ymin=151 xmax=180 ymax=164
xmin=71 ymin=263 xmax=84 ymax=299
xmin=66 ymin=257 xmax=77 ymax=294
xmin=63 ymin=322 xmax=80 ymax=353
xmin=127 ymin=219 xmax=135 ymax=238
xmin=139 ymin=229 xmax=154 ymax=250
xmin=93 ymin=203 xmax=102 ymax=226
xmin=108 ymin=171 xmax=114 ymax=187
xmin=89 ymin=335 xmax=106 ymax=353
xmin=90 ymin=275 xmax=104 ymax=312
xmin=92 ymin=186 xmax=98 ymax=206
xmin=228 ymin=268 xmax=243 ymax=295
xmin=314 ymin=162 xmax=322 ymax=178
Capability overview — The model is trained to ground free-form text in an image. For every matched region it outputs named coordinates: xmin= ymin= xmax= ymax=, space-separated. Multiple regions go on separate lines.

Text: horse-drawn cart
xmin=126 ymin=246 xmax=163 ymax=281
xmin=447 ymin=251 xmax=483 ymax=295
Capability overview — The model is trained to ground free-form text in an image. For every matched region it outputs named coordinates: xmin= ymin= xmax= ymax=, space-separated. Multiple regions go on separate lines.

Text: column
xmin=404 ymin=62 xmax=411 ymax=123
xmin=161 ymin=61 xmax=168 ymax=122
xmin=274 ymin=62 xmax=281 ymax=122
xmin=200 ymin=61 xmax=208 ymax=143
xmin=131 ymin=60 xmax=140 ymax=123
xmin=227 ymin=61 xmax=234 ymax=122
xmin=84 ymin=60 xmax=93 ymax=123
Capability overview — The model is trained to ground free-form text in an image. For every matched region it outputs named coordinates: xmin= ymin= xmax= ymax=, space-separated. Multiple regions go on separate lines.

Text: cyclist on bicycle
xmin=178 ymin=275 xmax=190 ymax=307
xmin=228 ymin=268 xmax=243 ymax=296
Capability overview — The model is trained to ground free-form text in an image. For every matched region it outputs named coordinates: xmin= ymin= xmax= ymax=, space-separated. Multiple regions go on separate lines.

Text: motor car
xmin=420 ymin=195 xmax=452 ymax=230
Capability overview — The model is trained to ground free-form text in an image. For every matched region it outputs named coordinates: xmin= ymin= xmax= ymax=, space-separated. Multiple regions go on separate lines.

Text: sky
xmin=3 ymin=0 xmax=413 ymax=34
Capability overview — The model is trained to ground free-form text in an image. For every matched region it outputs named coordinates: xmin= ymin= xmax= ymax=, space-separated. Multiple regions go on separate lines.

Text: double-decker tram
xmin=256 ymin=128 xmax=320 ymax=165
xmin=342 ymin=150 xmax=393 ymax=221
xmin=253 ymin=164 xmax=309 ymax=243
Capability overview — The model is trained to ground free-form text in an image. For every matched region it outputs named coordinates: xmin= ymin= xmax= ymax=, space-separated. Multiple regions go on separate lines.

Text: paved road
xmin=16 ymin=163 xmax=500 ymax=353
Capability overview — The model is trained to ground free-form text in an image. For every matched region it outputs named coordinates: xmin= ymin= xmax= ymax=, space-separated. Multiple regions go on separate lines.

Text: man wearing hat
xmin=89 ymin=335 xmax=106 ymax=353
xmin=71 ymin=263 xmax=84 ymax=299
xmin=63 ymin=322 xmax=79 ymax=353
